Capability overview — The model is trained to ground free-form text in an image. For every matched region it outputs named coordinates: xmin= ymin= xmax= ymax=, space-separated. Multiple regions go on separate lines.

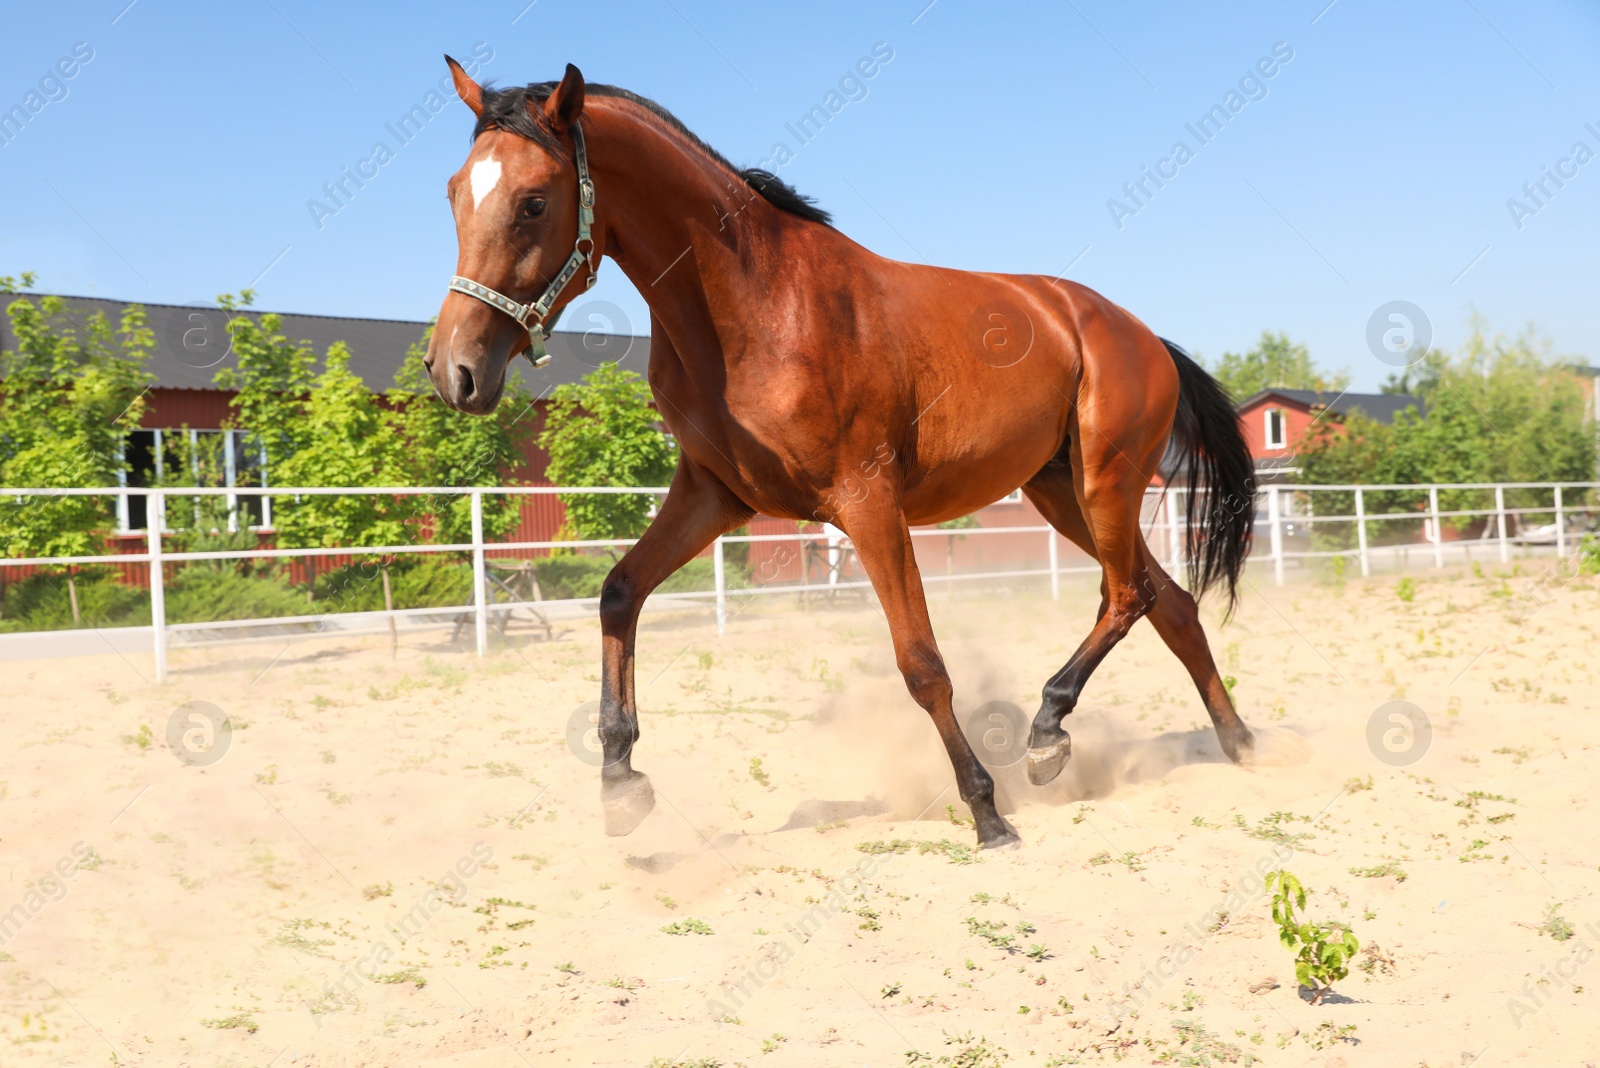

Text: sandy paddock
xmin=2 ymin=562 xmax=1598 ymax=1066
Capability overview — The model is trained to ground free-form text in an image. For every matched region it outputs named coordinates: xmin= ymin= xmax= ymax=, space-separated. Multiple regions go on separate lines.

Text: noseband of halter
xmin=447 ymin=121 xmax=598 ymax=369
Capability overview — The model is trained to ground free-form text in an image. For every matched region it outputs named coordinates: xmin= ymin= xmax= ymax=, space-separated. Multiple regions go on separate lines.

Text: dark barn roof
xmin=1236 ymin=387 xmax=1423 ymax=425
xmin=0 ymin=294 xmax=648 ymax=394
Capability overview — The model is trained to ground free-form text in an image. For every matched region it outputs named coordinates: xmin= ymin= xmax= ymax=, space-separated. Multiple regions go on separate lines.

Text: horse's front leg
xmin=840 ymin=493 xmax=1021 ymax=849
xmin=597 ymin=459 xmax=751 ymax=835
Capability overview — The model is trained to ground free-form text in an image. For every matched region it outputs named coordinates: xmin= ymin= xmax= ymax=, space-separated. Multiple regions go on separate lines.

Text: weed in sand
xmin=1540 ymin=904 xmax=1575 ymax=942
xmin=856 ymin=838 xmax=976 ymax=865
xmin=749 ymin=757 xmax=771 ymax=788
xmin=1265 ymin=870 xmax=1359 ymax=1004
xmin=200 ymin=1012 xmax=258 ymax=1034
xmin=660 ymin=918 xmax=713 ymax=936
xmin=1347 ymin=860 xmax=1407 ymax=882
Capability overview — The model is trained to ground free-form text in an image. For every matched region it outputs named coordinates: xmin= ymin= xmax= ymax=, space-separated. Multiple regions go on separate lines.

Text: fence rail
xmin=2 ymin=481 xmax=1596 ymax=682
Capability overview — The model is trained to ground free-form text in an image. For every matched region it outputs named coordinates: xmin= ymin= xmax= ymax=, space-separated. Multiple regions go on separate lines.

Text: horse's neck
xmin=586 ymin=104 xmax=783 ymax=375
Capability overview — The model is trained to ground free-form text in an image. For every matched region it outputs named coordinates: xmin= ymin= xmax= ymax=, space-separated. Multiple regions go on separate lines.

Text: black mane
xmin=473 ymin=81 xmax=833 ymax=227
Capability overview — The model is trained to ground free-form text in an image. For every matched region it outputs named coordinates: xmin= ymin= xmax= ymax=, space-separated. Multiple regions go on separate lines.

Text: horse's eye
xmin=521 ymin=197 xmax=546 ymax=219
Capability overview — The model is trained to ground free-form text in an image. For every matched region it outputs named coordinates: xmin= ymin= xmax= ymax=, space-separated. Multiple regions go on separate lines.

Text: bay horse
xmin=427 ymin=61 xmax=1256 ymax=849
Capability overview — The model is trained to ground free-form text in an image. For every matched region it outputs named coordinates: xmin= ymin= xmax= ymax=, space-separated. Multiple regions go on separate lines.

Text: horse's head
xmin=427 ymin=59 xmax=593 ymax=414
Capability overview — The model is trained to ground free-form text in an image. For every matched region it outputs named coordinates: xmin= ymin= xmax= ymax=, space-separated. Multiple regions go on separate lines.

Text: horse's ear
xmin=445 ymin=54 xmax=484 ymax=117
xmin=542 ymin=63 xmax=586 ymax=134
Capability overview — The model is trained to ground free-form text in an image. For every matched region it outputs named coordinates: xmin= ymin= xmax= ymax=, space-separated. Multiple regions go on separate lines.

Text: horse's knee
xmin=598 ymin=570 xmax=637 ymax=633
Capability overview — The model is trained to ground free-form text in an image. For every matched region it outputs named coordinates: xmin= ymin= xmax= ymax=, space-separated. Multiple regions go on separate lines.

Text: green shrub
xmin=533 ymin=554 xmax=613 ymax=599
xmin=1580 ymin=535 xmax=1600 ymax=576
xmin=165 ymin=565 xmax=310 ymax=624
xmin=312 ymin=556 xmax=474 ymax=613
xmin=0 ymin=568 xmax=146 ymax=632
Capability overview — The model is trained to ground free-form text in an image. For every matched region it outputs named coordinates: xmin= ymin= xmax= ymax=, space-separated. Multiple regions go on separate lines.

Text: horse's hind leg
xmin=1140 ymin=547 xmax=1254 ymax=763
xmin=1021 ymin=464 xmax=1253 ymax=781
xmin=1019 ymin=462 xmax=1154 ymax=785
xmin=597 ymin=459 xmax=751 ymax=835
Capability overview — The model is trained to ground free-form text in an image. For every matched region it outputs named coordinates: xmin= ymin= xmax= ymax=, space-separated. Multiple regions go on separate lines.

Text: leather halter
xmin=446 ymin=122 xmax=598 ymax=368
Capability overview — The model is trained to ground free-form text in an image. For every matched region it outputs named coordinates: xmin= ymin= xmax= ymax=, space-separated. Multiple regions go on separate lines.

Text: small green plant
xmin=1304 ymin=1020 xmax=1358 ymax=1050
xmin=1237 ymin=811 xmax=1315 ymax=849
xmin=963 ymin=917 xmax=1015 ymax=952
xmin=1265 ymin=870 xmax=1359 ymax=1004
xmin=1222 ymin=675 xmax=1238 ymax=698
xmin=855 ymin=838 xmax=976 ymax=865
xmin=556 ymin=960 xmax=578 ymax=974
xmin=1396 ymin=576 xmax=1416 ymax=602
xmin=660 ymin=918 xmax=713 ymax=936
xmin=881 ymin=981 xmax=902 ymax=998
xmin=362 ymin=882 xmax=393 ymax=900
xmin=200 ymin=1012 xmax=258 ymax=1034
xmin=945 ymin=803 xmax=970 ymax=827
xmin=1087 ymin=850 xmax=1145 ymax=871
xmin=374 ymin=966 xmax=426 ymax=988
xmin=1347 ymin=860 xmax=1407 ymax=882
xmin=121 ymin=724 xmax=153 ymax=751
xmin=760 ymin=1033 xmax=786 ymax=1054
xmin=1343 ymin=775 xmax=1373 ymax=793
xmin=748 ymin=757 xmax=771 ymax=788
xmin=1540 ymin=904 xmax=1575 ymax=942
xmin=905 ymin=1030 xmax=1009 ymax=1067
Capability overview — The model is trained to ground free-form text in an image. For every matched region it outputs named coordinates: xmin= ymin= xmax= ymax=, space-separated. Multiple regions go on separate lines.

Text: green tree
xmin=270 ymin=343 xmax=406 ymax=550
xmin=265 ymin=343 xmax=411 ymax=644
xmin=213 ymin=290 xmax=316 ymax=469
xmin=1207 ymin=330 xmax=1350 ymax=402
xmin=1300 ymin=322 xmax=1595 ymax=545
xmin=0 ymin=274 xmax=153 ymax=621
xmin=537 ymin=362 xmax=675 ymax=544
xmin=386 ymin=329 xmax=533 ymax=547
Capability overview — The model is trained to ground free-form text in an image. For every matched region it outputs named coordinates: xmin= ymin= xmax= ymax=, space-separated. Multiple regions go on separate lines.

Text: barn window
xmin=1264 ymin=408 xmax=1287 ymax=450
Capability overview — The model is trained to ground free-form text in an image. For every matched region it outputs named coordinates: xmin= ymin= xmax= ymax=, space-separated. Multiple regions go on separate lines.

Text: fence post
xmin=1554 ymin=485 xmax=1565 ymax=559
xmin=1168 ymin=489 xmax=1184 ymax=578
xmin=148 ymin=490 xmax=167 ymax=684
xmin=1495 ymin=484 xmax=1509 ymax=563
xmin=1428 ymin=485 xmax=1443 ymax=569
xmin=713 ymin=535 xmax=727 ymax=635
xmin=470 ymin=489 xmax=487 ymax=657
xmin=1354 ymin=487 xmax=1370 ymax=577
xmin=1047 ymin=528 xmax=1060 ymax=600
xmin=1268 ymin=485 xmax=1284 ymax=587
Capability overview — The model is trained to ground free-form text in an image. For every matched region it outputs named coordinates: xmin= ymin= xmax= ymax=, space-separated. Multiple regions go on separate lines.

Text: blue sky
xmin=2 ymin=0 xmax=1597 ymax=391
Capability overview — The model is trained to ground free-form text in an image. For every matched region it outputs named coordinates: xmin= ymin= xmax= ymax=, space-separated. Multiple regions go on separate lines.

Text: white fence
xmin=1 ymin=481 xmax=1595 ymax=681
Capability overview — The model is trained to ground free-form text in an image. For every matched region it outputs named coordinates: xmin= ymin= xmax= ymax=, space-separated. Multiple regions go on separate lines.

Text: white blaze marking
xmin=469 ymin=158 xmax=502 ymax=211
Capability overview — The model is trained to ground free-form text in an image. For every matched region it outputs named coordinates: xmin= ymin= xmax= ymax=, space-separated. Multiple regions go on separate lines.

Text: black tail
xmin=1160 ymin=338 xmax=1254 ymax=616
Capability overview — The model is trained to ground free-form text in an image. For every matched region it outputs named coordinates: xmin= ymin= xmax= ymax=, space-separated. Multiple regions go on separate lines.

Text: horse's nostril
xmin=455 ymin=363 xmax=476 ymax=401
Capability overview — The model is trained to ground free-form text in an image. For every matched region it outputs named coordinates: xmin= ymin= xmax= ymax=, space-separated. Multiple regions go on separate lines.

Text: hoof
xmin=1026 ymin=734 xmax=1072 ymax=786
xmin=602 ymin=772 xmax=655 ymax=837
xmin=979 ymin=818 xmax=1022 ymax=851
xmin=1221 ymin=726 xmax=1256 ymax=767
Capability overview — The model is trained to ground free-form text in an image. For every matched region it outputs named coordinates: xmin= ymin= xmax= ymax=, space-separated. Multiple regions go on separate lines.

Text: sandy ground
xmin=2 ymin=561 xmax=1598 ymax=1067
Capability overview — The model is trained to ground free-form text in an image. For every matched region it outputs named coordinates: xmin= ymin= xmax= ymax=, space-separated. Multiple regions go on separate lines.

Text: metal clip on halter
xmin=447 ymin=122 xmax=599 ymax=369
